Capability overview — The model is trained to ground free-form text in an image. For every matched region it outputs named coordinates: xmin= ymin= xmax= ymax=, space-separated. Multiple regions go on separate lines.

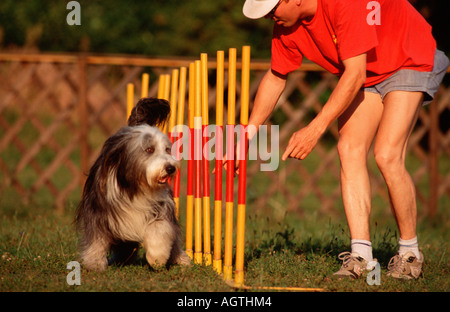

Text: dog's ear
xmin=98 ymin=129 xmax=142 ymax=198
xmin=127 ymin=97 xmax=171 ymax=128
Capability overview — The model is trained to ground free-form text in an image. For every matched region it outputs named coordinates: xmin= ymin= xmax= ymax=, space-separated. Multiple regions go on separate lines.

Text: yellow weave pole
xmin=223 ymin=47 xmax=236 ymax=281
xmin=176 ymin=67 xmax=187 ymax=137
xmin=234 ymin=45 xmax=250 ymax=287
xmin=157 ymin=74 xmax=171 ymax=132
xmin=174 ymin=67 xmax=186 ymax=220
xmin=141 ymin=73 xmax=149 ymax=98
xmin=163 ymin=74 xmax=171 ymax=101
xmin=162 ymin=74 xmax=171 ymax=133
xmin=194 ymin=60 xmax=203 ymax=265
xmin=126 ymin=83 xmax=134 ymax=121
xmin=201 ymin=53 xmax=212 ymax=266
xmin=185 ymin=63 xmax=195 ymax=260
xmin=157 ymin=75 xmax=164 ymax=99
xmin=213 ymin=50 xmax=224 ymax=274
xmin=169 ymin=69 xmax=179 ymax=141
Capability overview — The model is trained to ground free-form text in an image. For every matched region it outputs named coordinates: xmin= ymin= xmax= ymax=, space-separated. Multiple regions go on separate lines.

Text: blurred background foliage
xmin=0 ymin=0 xmax=448 ymax=58
xmin=0 ymin=0 xmax=273 ymax=58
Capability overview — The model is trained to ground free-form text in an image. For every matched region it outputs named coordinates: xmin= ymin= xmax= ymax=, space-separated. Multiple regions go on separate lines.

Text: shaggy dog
xmin=75 ymin=98 xmax=191 ymax=271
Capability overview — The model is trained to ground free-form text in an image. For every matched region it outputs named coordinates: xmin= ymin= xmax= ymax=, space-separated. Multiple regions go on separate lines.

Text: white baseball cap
xmin=243 ymin=0 xmax=279 ymax=19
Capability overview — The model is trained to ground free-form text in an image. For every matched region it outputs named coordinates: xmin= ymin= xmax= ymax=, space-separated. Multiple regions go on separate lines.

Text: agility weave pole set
xmin=126 ymin=46 xmax=323 ymax=291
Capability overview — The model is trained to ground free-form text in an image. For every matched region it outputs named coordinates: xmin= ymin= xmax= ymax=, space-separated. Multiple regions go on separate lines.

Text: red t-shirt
xmin=271 ymin=0 xmax=436 ymax=86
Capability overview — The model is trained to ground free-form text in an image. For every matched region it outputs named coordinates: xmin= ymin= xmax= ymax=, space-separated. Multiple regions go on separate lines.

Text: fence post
xmin=78 ymin=54 xmax=89 ymax=189
xmin=428 ymin=98 xmax=438 ymax=218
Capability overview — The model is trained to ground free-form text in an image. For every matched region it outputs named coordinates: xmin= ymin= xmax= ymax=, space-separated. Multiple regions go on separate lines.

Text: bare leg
xmin=337 ymin=91 xmax=383 ymax=240
xmin=374 ymin=91 xmax=422 ymax=240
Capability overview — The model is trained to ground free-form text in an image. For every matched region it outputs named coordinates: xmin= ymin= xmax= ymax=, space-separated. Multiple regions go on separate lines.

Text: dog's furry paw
xmin=175 ymin=251 xmax=192 ymax=266
xmin=82 ymin=258 xmax=108 ymax=272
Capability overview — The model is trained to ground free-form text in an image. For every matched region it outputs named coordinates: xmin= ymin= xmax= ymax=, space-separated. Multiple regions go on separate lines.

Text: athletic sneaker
xmin=387 ymin=251 xmax=424 ymax=280
xmin=333 ymin=252 xmax=377 ymax=279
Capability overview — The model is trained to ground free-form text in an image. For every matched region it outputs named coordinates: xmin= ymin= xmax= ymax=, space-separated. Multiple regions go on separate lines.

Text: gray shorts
xmin=363 ymin=49 xmax=449 ymax=105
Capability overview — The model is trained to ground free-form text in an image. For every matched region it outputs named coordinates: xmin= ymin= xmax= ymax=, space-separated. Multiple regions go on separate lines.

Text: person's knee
xmin=374 ymin=146 xmax=403 ymax=175
xmin=337 ymin=140 xmax=368 ymax=167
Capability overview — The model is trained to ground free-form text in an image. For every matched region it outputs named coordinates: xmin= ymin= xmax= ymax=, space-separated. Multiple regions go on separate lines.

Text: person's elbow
xmin=261 ymin=68 xmax=287 ymax=93
xmin=354 ymin=65 xmax=367 ymax=87
xmin=354 ymin=70 xmax=366 ymax=88
xmin=270 ymin=68 xmax=288 ymax=81
xmin=346 ymin=64 xmax=367 ymax=88
xmin=342 ymin=54 xmax=368 ymax=88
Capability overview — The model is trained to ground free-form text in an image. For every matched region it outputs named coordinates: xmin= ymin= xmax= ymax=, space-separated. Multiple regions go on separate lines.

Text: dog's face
xmin=137 ymin=126 xmax=180 ymax=188
xmin=100 ymin=125 xmax=180 ymax=199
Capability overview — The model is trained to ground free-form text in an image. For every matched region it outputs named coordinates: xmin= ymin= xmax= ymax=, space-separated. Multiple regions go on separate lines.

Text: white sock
xmin=351 ymin=239 xmax=373 ymax=262
xmin=399 ymin=236 xmax=421 ymax=260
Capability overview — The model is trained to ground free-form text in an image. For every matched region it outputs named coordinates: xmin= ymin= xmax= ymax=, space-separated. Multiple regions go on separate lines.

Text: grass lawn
xmin=1 ymin=199 xmax=448 ymax=293
xmin=1 ymin=102 xmax=448 ymax=294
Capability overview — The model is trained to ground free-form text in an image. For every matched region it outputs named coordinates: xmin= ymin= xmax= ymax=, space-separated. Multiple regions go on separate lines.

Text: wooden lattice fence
xmin=0 ymin=52 xmax=449 ymax=218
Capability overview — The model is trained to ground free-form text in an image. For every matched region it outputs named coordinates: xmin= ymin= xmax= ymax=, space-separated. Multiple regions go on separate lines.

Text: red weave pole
xmin=202 ymin=125 xmax=210 ymax=200
xmin=215 ymin=125 xmax=223 ymax=205
xmin=185 ymin=63 xmax=195 ymax=260
xmin=193 ymin=60 xmax=203 ymax=264
xmin=194 ymin=120 xmax=203 ymax=264
xmin=237 ymin=128 xmax=248 ymax=205
xmin=194 ymin=126 xmax=202 ymax=206
xmin=200 ymin=53 xmax=212 ymax=265
xmin=187 ymin=128 xmax=194 ymax=198
xmin=225 ymin=124 xmax=235 ymax=204
xmin=223 ymin=48 xmax=236 ymax=281
xmin=235 ymin=45 xmax=250 ymax=287
xmin=213 ymin=50 xmax=225 ymax=274
xmin=185 ymin=127 xmax=194 ymax=259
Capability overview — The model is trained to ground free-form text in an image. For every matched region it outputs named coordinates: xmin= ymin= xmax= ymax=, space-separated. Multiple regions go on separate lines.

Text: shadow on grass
xmin=244 ymin=222 xmax=399 ymax=268
xmin=106 ymin=245 xmax=183 ymax=272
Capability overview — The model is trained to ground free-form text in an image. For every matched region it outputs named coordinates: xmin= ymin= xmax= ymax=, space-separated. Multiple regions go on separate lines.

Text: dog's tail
xmin=127 ymin=97 xmax=171 ymax=128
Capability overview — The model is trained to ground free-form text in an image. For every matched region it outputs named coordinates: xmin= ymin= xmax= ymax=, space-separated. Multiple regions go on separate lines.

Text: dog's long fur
xmin=75 ymin=98 xmax=190 ymax=271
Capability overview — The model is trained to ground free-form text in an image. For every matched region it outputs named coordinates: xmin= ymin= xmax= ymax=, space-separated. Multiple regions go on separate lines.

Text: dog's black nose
xmin=165 ymin=165 xmax=176 ymax=175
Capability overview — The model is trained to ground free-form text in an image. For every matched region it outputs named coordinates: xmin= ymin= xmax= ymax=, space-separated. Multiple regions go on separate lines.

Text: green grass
xmin=1 ymin=106 xmax=448 ymax=292
xmin=1 ymin=201 xmax=448 ymax=292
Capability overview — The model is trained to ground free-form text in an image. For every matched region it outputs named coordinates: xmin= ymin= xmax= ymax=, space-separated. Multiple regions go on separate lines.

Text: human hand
xmin=281 ymin=125 xmax=321 ymax=161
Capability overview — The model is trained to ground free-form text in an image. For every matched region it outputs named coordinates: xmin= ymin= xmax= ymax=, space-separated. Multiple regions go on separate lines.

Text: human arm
xmin=222 ymin=68 xmax=287 ymax=172
xmin=248 ymin=68 xmax=287 ymax=137
xmin=281 ymin=53 xmax=368 ymax=160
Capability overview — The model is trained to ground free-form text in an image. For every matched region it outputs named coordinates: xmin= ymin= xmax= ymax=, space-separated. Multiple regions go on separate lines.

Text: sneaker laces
xmin=387 ymin=254 xmax=404 ymax=272
xmin=338 ymin=251 xmax=359 ymax=267
xmin=338 ymin=251 xmax=376 ymax=269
